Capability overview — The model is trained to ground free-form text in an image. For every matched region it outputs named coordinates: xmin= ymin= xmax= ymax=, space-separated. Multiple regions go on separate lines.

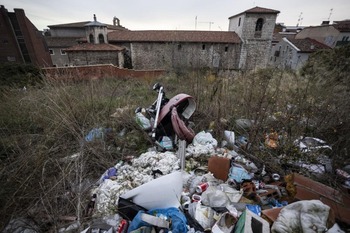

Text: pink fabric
xmin=171 ymin=107 xmax=195 ymax=143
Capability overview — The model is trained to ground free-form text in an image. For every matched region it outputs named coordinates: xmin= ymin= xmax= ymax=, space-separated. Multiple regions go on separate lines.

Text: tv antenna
xmin=297 ymin=12 xmax=303 ymax=27
xmin=328 ymin=8 xmax=333 ymax=21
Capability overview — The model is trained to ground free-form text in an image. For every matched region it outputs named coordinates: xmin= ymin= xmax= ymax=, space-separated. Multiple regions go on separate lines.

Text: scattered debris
xmin=38 ymin=84 xmax=350 ymax=232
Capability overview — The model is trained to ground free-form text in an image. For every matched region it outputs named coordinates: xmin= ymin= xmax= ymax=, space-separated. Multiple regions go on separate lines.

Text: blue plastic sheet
xmin=228 ymin=163 xmax=252 ymax=183
xmin=128 ymin=207 xmax=187 ymax=233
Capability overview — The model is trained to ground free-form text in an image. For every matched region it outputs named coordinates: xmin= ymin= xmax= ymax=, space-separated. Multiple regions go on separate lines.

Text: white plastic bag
xmin=135 ymin=112 xmax=151 ymax=130
xmin=194 ymin=202 xmax=216 ymax=229
xmin=193 ymin=131 xmax=218 ymax=148
xmin=201 ymin=186 xmax=230 ymax=207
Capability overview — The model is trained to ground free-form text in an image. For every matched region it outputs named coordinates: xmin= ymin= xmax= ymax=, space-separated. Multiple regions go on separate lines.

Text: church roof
xmin=108 ymin=30 xmax=241 ymax=43
xmin=229 ymin=6 xmax=280 ymax=19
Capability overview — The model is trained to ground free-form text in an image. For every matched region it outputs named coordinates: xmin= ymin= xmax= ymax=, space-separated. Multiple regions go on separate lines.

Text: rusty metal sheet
xmin=208 ymin=156 xmax=230 ymax=181
xmin=293 ymin=173 xmax=350 ymax=225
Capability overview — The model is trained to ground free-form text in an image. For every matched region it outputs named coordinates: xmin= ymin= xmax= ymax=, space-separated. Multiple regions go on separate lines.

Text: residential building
xmin=269 ymin=37 xmax=330 ymax=70
xmin=0 ymin=5 xmax=52 ymax=67
xmin=45 ymin=15 xmax=128 ymax=67
xmin=295 ymin=20 xmax=350 ymax=48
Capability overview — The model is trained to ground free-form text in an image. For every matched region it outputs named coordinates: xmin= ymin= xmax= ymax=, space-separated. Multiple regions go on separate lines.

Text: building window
xmin=3 ymin=39 xmax=8 ymax=44
xmin=178 ymin=44 xmax=182 ymax=50
xmin=98 ymin=34 xmax=104 ymax=43
xmin=49 ymin=49 xmax=54 ymax=55
xmin=60 ymin=49 xmax=66 ymax=55
xmin=202 ymin=44 xmax=206 ymax=50
xmin=225 ymin=46 xmax=228 ymax=52
xmin=89 ymin=34 xmax=94 ymax=43
xmin=255 ymin=18 xmax=264 ymax=31
xmin=238 ymin=17 xmax=241 ymax=27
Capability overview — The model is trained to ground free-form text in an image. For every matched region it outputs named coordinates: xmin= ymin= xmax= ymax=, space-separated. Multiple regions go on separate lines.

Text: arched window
xmin=98 ymin=34 xmax=105 ymax=44
xmin=89 ymin=34 xmax=94 ymax=43
xmin=255 ymin=18 xmax=264 ymax=31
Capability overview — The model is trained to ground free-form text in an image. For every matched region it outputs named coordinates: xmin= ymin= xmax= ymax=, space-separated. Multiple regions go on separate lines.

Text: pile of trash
xmin=60 ymin=130 xmax=350 ymax=233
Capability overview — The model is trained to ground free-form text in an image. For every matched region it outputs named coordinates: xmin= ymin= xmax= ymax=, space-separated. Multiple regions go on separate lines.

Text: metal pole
xmin=178 ymin=140 xmax=186 ymax=170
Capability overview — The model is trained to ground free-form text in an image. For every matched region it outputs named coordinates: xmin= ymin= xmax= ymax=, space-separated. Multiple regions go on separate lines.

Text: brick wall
xmin=42 ymin=64 xmax=165 ymax=81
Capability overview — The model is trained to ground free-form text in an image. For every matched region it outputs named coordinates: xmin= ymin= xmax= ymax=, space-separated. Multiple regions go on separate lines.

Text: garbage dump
xmin=54 ymin=84 xmax=350 ymax=233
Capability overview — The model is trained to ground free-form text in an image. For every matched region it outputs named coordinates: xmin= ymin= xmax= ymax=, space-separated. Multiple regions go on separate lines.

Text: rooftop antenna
xmin=195 ymin=16 xmax=197 ymax=30
xmin=297 ymin=12 xmax=303 ymax=27
xmin=328 ymin=8 xmax=333 ymax=21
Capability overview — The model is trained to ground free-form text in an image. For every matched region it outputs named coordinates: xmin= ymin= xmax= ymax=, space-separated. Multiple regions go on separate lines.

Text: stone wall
xmin=237 ymin=13 xmax=277 ymax=70
xmin=130 ymin=42 xmax=241 ymax=71
xmin=242 ymin=40 xmax=272 ymax=70
xmin=240 ymin=13 xmax=277 ymax=40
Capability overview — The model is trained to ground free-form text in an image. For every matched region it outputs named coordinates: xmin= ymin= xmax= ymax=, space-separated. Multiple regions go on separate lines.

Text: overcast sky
xmin=1 ymin=0 xmax=349 ymax=31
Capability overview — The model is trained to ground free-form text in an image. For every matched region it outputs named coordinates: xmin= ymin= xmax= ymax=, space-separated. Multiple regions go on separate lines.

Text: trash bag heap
xmin=63 ymin=84 xmax=349 ymax=233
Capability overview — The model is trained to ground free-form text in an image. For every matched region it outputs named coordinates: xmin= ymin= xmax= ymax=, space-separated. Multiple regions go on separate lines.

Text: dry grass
xmin=0 ymin=65 xmax=349 ymax=231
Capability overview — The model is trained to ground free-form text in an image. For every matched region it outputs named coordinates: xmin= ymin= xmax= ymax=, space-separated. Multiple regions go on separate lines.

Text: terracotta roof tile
xmin=289 ymin=38 xmax=331 ymax=52
xmin=333 ymin=20 xmax=350 ymax=32
xmin=245 ymin=6 xmax=280 ymax=14
xmin=273 ymin=32 xmax=296 ymax=42
xmin=229 ymin=6 xmax=280 ymax=19
xmin=65 ymin=43 xmax=124 ymax=52
xmin=108 ymin=30 xmax=241 ymax=43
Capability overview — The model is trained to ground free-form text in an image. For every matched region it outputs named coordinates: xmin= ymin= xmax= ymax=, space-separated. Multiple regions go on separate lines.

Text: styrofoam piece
xmin=120 ymin=171 xmax=183 ymax=210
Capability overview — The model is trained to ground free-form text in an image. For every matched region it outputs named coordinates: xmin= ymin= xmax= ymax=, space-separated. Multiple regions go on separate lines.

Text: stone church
xmin=64 ymin=6 xmax=279 ymax=73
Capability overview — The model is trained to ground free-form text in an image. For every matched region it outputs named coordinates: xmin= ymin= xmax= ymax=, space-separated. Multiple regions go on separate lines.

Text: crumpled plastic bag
xmin=186 ymin=132 xmax=219 ymax=157
xmin=217 ymin=184 xmax=243 ymax=203
xmin=201 ymin=186 xmax=230 ymax=207
xmin=135 ymin=112 xmax=152 ymax=130
xmin=193 ymin=131 xmax=218 ymax=148
xmin=189 ymin=202 xmax=216 ymax=229
xmin=271 ymin=200 xmax=331 ymax=233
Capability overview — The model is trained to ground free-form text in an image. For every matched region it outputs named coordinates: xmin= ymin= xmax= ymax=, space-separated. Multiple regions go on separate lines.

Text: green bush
xmin=0 ymin=63 xmax=42 ymax=88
